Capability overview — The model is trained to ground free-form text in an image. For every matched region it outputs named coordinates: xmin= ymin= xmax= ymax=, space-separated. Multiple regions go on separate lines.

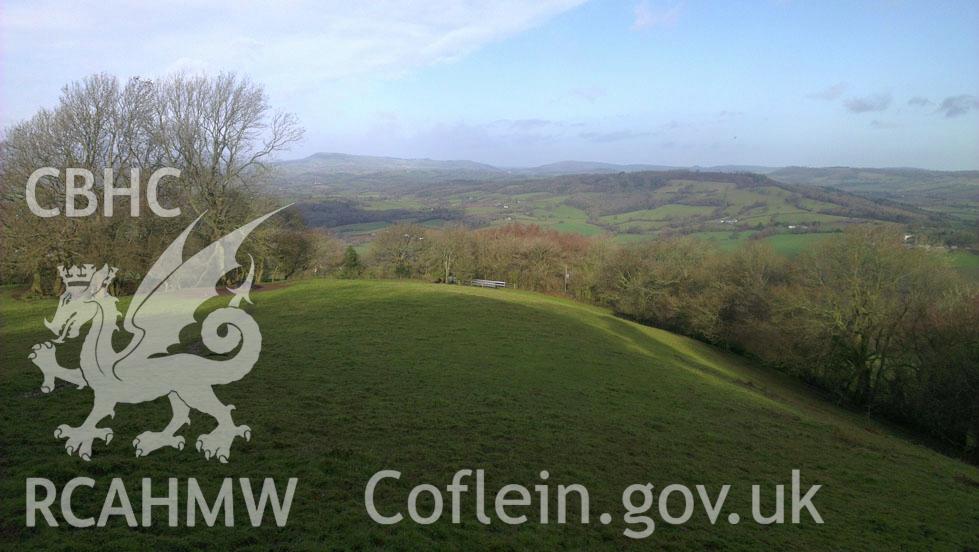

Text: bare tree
xmin=0 ymin=72 xmax=303 ymax=293
xmin=152 ymin=72 xmax=303 ymax=240
xmin=425 ymin=224 xmax=473 ymax=283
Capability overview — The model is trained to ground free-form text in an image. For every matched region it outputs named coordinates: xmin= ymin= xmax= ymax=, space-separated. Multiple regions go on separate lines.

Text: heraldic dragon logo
xmin=27 ymin=207 xmax=287 ymax=463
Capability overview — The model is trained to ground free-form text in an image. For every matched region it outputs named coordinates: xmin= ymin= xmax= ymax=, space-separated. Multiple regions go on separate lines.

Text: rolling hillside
xmin=272 ymin=154 xmax=975 ymax=258
xmin=449 ymin=170 xmax=939 ymax=235
xmin=272 ymin=152 xmax=508 ymax=193
xmin=269 ymin=152 xmax=784 ymax=188
xmin=292 ymin=169 xmax=943 ymax=254
xmin=1 ymin=280 xmax=976 ymax=549
xmin=769 ymin=166 xmax=979 ymax=199
xmin=769 ymin=166 xmax=979 ymax=223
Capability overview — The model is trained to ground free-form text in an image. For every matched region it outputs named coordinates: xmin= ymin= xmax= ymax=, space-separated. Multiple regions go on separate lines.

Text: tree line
xmin=0 ymin=72 xmax=318 ymax=294
xmin=358 ymin=222 xmax=978 ymax=463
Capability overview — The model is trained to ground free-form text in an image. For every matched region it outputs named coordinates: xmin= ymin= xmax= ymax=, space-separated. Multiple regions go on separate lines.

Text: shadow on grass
xmin=0 ymin=281 xmax=976 ymax=550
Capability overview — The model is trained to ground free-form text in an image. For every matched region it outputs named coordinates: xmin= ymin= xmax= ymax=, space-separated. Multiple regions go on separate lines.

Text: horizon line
xmin=277 ymin=151 xmax=979 ymax=173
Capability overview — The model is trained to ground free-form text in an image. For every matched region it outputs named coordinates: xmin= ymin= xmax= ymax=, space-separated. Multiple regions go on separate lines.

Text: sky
xmin=1 ymin=0 xmax=977 ymax=169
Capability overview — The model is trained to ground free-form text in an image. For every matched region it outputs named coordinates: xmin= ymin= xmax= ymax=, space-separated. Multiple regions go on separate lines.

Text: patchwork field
xmin=289 ymin=169 xmax=961 ymax=260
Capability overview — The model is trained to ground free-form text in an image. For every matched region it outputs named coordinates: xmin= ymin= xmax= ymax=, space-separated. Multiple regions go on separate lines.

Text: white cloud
xmin=632 ymin=0 xmax=683 ymax=30
xmin=0 ymin=0 xmax=585 ymax=124
xmin=158 ymin=2 xmax=581 ymax=79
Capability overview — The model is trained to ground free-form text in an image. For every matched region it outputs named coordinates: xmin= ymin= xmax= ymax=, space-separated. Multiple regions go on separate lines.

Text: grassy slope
xmin=0 ymin=280 xmax=976 ymax=550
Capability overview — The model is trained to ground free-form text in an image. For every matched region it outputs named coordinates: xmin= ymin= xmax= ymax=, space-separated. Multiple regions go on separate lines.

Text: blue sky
xmin=1 ymin=0 xmax=977 ymax=168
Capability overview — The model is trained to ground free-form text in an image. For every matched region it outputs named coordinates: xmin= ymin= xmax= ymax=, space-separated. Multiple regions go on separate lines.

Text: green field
xmin=331 ymin=221 xmax=391 ymax=237
xmin=687 ymin=231 xmax=753 ymax=251
xmin=600 ymin=205 xmax=716 ymax=224
xmin=949 ymin=250 xmax=979 ymax=281
xmin=949 ymin=250 xmax=979 ymax=268
xmin=764 ymin=233 xmax=833 ymax=256
xmin=1 ymin=280 xmax=976 ymax=549
xmin=292 ymin=170 xmax=971 ymax=261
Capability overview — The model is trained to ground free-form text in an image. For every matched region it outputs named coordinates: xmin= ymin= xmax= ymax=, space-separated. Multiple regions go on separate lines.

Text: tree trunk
xmin=30 ymin=270 xmax=44 ymax=296
xmin=972 ymin=399 xmax=979 ymax=465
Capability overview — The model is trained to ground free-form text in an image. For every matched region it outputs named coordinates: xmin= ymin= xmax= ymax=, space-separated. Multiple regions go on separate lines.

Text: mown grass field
xmin=950 ymin=250 xmax=979 ymax=281
xmin=1 ymin=280 xmax=977 ymax=550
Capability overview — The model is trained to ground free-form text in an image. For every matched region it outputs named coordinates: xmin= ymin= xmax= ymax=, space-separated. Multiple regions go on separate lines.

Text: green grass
xmin=948 ymin=250 xmax=979 ymax=281
xmin=1 ymin=280 xmax=976 ymax=549
xmin=294 ymin=170 xmax=956 ymax=248
xmin=764 ymin=233 xmax=833 ymax=256
xmin=549 ymin=204 xmax=589 ymax=220
xmin=688 ymin=231 xmax=754 ymax=251
xmin=949 ymin=250 xmax=979 ymax=269
xmin=524 ymin=203 xmax=607 ymax=237
xmin=600 ymin=205 xmax=715 ymax=225
xmin=768 ymin=213 xmax=849 ymax=225
xmin=331 ymin=221 xmax=391 ymax=236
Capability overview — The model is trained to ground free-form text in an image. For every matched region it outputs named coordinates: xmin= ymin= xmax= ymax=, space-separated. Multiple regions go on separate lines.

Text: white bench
xmin=471 ymin=279 xmax=507 ymax=288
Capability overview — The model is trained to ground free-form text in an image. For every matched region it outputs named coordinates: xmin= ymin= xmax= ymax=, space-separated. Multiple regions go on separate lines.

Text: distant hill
xmin=274 ymin=153 xmax=976 ymax=196
xmin=698 ymin=164 xmax=780 ymax=174
xmin=275 ymin=152 xmax=778 ymax=186
xmin=768 ymin=166 xmax=979 ymax=221
xmin=291 ymin=168 xmax=943 ymax=253
xmin=272 ymin=153 xmax=678 ymax=190
xmin=474 ymin=169 xmax=940 ymax=231
xmin=272 ymin=153 xmax=786 ymax=187
xmin=520 ymin=160 xmax=679 ymax=175
xmin=769 ymin=166 xmax=979 ymax=196
xmin=272 ymin=154 xmax=973 ymax=250
xmin=272 ymin=152 xmax=507 ymax=192
xmin=276 ymin=152 xmax=503 ymax=175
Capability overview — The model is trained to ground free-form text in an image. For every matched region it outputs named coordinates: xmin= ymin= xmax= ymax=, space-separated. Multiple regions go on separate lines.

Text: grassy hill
xmin=1 ymin=280 xmax=976 ymax=550
xmin=479 ymin=171 xmax=936 ymax=235
xmin=769 ymin=166 xmax=979 ymax=198
xmin=769 ymin=166 xmax=979 ymax=223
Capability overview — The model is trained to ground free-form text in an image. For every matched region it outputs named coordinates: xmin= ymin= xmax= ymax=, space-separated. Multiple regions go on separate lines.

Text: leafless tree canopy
xmin=0 ymin=72 xmax=306 ymax=293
